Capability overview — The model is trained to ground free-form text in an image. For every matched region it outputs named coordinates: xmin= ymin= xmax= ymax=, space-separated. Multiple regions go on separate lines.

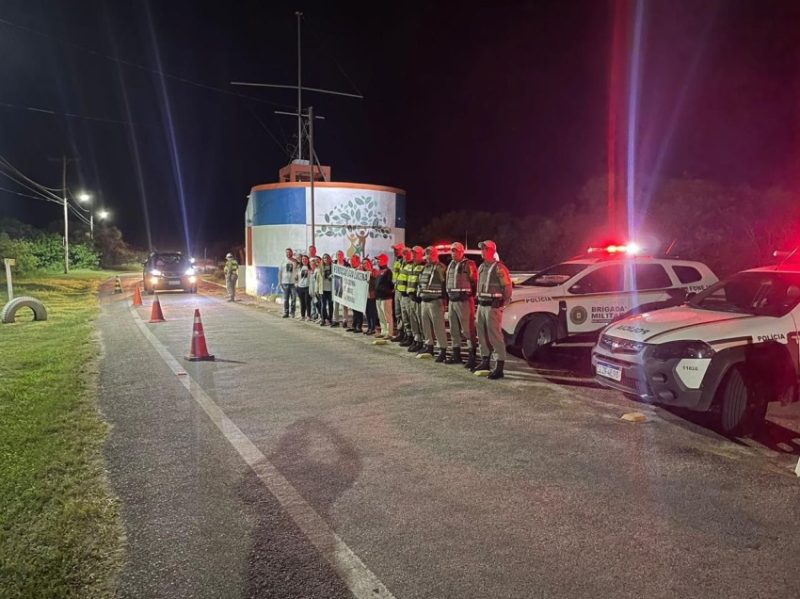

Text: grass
xmin=0 ymin=271 xmax=122 ymax=598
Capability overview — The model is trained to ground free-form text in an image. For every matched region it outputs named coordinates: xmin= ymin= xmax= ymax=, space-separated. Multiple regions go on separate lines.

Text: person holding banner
xmin=375 ymin=254 xmax=395 ymax=339
xmin=348 ymin=254 xmax=364 ymax=333
xmin=331 ymin=250 xmax=350 ymax=328
xmin=316 ymin=254 xmax=334 ymax=325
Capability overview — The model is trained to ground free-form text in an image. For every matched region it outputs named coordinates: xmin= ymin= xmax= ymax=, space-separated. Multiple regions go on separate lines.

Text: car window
xmin=689 ymin=271 xmax=800 ymax=316
xmin=520 ymin=263 xmax=588 ymax=287
xmin=633 ymin=264 xmax=672 ymax=290
xmin=672 ymin=265 xmax=703 ymax=284
xmin=568 ymin=265 xmax=624 ymax=294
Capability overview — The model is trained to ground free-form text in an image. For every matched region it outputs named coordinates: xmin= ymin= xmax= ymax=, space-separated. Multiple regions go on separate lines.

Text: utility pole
xmin=309 ymin=105 xmax=315 ymax=247
xmin=62 ymin=156 xmax=68 ymax=274
xmin=296 ymin=11 xmax=303 ymax=161
xmin=89 ymin=213 xmax=94 ymax=240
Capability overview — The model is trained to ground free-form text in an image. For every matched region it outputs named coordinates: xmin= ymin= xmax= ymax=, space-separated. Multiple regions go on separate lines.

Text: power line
xmin=0 ymin=100 xmax=139 ymax=127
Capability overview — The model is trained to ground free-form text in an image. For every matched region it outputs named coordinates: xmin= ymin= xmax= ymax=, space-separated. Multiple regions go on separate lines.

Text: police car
xmin=503 ymin=244 xmax=718 ymax=360
xmin=592 ymin=252 xmax=800 ymax=435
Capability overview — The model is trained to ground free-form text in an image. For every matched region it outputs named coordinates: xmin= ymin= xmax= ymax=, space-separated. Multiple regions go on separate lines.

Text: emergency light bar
xmin=587 ymin=243 xmax=642 ymax=255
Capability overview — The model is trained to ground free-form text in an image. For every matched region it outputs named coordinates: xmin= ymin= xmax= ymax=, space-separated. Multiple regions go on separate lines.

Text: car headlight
xmin=185 ymin=267 xmax=196 ymax=276
xmin=150 ymin=269 xmax=162 ymax=276
xmin=651 ymin=341 xmax=715 ymax=360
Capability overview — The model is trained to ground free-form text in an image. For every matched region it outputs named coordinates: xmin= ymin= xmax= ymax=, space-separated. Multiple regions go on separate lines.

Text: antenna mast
xmin=296 ymin=11 xmax=303 ymax=161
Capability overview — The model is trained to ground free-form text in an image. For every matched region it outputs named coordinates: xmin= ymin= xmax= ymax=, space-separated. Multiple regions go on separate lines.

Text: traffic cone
xmin=148 ymin=292 xmax=166 ymax=323
xmin=132 ymin=285 xmax=143 ymax=307
xmin=113 ymin=276 xmax=123 ymax=294
xmin=185 ymin=309 xmax=215 ymax=361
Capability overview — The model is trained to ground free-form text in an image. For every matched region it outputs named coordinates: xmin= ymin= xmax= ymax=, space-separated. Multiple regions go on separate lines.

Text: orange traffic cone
xmin=132 ymin=285 xmax=143 ymax=307
xmin=149 ymin=292 xmax=166 ymax=323
xmin=185 ymin=309 xmax=215 ymax=361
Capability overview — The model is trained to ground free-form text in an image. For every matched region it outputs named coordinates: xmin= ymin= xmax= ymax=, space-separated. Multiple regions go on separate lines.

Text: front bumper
xmin=591 ymin=343 xmax=707 ymax=410
xmin=146 ymin=275 xmax=196 ymax=291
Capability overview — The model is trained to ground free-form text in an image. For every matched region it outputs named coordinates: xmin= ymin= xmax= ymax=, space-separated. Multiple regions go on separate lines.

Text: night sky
xmin=2 ymin=0 xmax=800 ymax=253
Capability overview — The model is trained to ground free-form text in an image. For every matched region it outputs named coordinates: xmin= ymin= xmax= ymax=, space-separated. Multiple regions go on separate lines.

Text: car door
xmin=629 ymin=262 xmax=679 ymax=306
xmin=565 ymin=264 xmax=629 ymax=334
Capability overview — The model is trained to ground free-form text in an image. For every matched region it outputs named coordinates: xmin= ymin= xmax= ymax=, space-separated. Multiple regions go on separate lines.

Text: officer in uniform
xmin=416 ymin=246 xmax=448 ymax=361
xmin=397 ymin=247 xmax=415 ymax=346
xmin=474 ymin=240 xmax=512 ymax=379
xmin=224 ymin=252 xmax=239 ymax=302
xmin=390 ymin=243 xmax=406 ymax=342
xmin=445 ymin=242 xmax=478 ymax=368
xmin=405 ymin=246 xmax=426 ymax=353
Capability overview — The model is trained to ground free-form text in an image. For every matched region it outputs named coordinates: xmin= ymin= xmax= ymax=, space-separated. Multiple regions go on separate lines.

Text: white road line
xmin=129 ymin=306 xmax=397 ymax=599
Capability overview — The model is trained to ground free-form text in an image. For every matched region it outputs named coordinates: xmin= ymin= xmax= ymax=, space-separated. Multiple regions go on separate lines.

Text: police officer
xmin=224 ymin=252 xmax=239 ymax=302
xmin=417 ymin=246 xmax=448 ymax=361
xmin=405 ymin=246 xmax=426 ymax=353
xmin=397 ymin=247 xmax=414 ymax=346
xmin=390 ymin=243 xmax=406 ymax=342
xmin=445 ymin=242 xmax=479 ymax=368
xmin=474 ymin=240 xmax=512 ymax=379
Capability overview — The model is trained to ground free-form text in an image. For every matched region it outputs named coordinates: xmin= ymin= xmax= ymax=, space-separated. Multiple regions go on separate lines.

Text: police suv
xmin=592 ymin=255 xmax=800 ymax=435
xmin=503 ymin=244 xmax=718 ymax=359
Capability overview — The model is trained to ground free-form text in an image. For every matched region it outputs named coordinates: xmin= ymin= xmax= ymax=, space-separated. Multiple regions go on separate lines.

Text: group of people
xmin=279 ymin=240 xmax=513 ymax=380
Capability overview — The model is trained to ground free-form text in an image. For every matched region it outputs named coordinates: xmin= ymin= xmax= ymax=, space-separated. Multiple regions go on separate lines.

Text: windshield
xmin=152 ymin=254 xmax=188 ymax=268
xmin=519 ymin=263 xmax=588 ymax=287
xmin=689 ymin=271 xmax=800 ymax=316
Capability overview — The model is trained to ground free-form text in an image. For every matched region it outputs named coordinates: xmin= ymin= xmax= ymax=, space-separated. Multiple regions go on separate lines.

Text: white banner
xmin=333 ymin=264 xmax=369 ymax=313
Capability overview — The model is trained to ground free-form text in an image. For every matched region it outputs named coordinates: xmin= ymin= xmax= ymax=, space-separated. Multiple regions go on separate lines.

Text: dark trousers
xmin=320 ymin=290 xmax=333 ymax=322
xmin=297 ymin=287 xmax=311 ymax=318
xmin=282 ymin=284 xmax=296 ymax=316
xmin=351 ymin=310 xmax=364 ymax=331
xmin=366 ymin=299 xmax=379 ymax=331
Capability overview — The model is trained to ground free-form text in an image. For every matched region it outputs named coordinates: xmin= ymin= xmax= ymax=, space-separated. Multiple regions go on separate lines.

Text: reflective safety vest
xmin=418 ymin=262 xmax=446 ymax=300
xmin=406 ymin=262 xmax=425 ymax=296
xmin=397 ymin=260 xmax=411 ymax=294
xmin=477 ymin=260 xmax=511 ymax=306
xmin=392 ymin=258 xmax=408 ymax=293
xmin=225 ymin=259 xmax=239 ymax=276
xmin=446 ymin=258 xmax=476 ymax=299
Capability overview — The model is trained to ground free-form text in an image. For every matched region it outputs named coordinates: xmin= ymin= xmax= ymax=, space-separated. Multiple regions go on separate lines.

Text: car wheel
xmin=190 ymin=286 xmax=197 ymax=294
xmin=715 ymin=366 xmax=767 ymax=437
xmin=145 ymin=286 xmax=154 ymax=295
xmin=521 ymin=315 xmax=556 ymax=361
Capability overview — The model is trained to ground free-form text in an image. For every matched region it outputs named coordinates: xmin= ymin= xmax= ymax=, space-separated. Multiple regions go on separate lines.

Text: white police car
xmin=503 ymin=244 xmax=718 ymax=360
xmin=593 ymin=255 xmax=800 ymax=435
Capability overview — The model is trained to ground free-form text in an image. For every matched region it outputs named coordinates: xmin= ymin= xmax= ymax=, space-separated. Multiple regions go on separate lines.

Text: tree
xmin=319 ymin=196 xmax=391 ymax=258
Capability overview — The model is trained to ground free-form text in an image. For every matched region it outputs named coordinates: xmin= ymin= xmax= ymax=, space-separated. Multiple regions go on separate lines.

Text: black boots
xmin=445 ymin=347 xmax=462 ymax=364
xmin=391 ymin=331 xmax=405 ymax=343
xmin=407 ymin=340 xmax=422 ymax=352
xmin=416 ymin=344 xmax=435 ymax=357
xmin=488 ymin=360 xmax=505 ymax=380
xmin=435 ymin=348 xmax=447 ymax=363
xmin=471 ymin=356 xmax=490 ymax=373
xmin=399 ymin=335 xmax=413 ymax=346
xmin=463 ymin=349 xmax=478 ymax=370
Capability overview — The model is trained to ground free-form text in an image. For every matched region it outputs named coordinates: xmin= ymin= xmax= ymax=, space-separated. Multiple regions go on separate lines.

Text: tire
xmin=715 ymin=366 xmax=766 ymax=437
xmin=521 ymin=315 xmax=557 ymax=361
xmin=145 ymin=285 xmax=154 ymax=295
xmin=1 ymin=296 xmax=48 ymax=324
xmin=189 ymin=287 xmax=197 ymax=294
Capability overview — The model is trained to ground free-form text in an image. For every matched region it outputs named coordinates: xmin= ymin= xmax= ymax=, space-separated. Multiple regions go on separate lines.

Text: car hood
xmin=602 ymin=305 xmax=758 ymax=344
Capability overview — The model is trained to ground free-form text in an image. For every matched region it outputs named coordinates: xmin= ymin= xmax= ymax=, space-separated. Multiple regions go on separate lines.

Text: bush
xmin=0 ymin=221 xmax=101 ymax=275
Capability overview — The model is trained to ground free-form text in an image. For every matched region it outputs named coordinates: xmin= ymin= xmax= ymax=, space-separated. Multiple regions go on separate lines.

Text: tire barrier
xmin=1 ymin=296 xmax=48 ymax=324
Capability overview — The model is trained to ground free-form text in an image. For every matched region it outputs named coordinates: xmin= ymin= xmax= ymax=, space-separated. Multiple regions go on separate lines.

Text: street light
xmin=97 ymin=209 xmax=109 ymax=220
xmin=74 ymin=191 xmax=95 ymax=239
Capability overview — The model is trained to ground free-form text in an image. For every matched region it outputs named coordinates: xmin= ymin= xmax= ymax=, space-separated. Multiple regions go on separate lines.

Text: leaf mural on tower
xmin=318 ymin=195 xmax=393 ymax=257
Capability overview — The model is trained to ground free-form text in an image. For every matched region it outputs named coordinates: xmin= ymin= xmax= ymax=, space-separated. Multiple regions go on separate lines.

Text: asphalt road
xmin=98 ymin=282 xmax=800 ymax=599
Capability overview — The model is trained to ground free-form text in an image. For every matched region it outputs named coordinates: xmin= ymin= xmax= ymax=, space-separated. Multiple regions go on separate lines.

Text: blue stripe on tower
xmin=395 ymin=194 xmax=406 ymax=229
xmin=251 ymin=188 xmax=307 ymax=225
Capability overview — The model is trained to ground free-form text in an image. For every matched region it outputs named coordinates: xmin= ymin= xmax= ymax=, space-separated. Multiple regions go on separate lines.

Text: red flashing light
xmin=587 ymin=242 xmax=642 ymax=255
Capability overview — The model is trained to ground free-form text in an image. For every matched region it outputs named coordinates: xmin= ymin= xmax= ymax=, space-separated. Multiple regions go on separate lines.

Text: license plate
xmin=596 ymin=361 xmax=622 ymax=382
xmin=168 ymin=279 xmax=180 ymax=285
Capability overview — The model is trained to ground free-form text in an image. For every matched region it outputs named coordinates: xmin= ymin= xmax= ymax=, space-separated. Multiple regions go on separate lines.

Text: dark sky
xmin=2 ymin=0 xmax=800 ymax=253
